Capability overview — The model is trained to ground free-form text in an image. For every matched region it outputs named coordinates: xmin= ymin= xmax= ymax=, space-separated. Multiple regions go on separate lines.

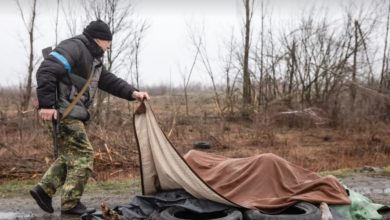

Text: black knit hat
xmin=83 ymin=19 xmax=112 ymax=41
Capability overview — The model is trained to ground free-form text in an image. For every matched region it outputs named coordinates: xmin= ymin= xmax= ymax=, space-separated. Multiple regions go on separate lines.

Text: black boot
xmin=62 ymin=202 xmax=96 ymax=215
xmin=30 ymin=185 xmax=54 ymax=213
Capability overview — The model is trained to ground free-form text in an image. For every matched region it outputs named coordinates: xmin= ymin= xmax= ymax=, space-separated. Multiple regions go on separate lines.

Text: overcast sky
xmin=0 ymin=0 xmax=366 ymax=88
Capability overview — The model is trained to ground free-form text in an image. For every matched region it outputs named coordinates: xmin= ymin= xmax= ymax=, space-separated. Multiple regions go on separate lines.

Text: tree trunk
xmin=242 ymin=0 xmax=253 ymax=117
xmin=380 ymin=1 xmax=390 ymax=91
xmin=18 ymin=0 xmax=37 ymax=111
xmin=351 ymin=20 xmax=358 ymax=110
xmin=257 ymin=0 xmax=265 ymax=109
xmin=288 ymin=40 xmax=296 ymax=108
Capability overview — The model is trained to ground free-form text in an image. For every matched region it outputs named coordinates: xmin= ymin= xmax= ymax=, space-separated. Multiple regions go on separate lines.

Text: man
xmin=30 ymin=19 xmax=149 ymax=215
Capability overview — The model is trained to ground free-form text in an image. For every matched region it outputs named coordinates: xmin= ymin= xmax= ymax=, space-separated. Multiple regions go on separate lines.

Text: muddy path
xmin=0 ymin=175 xmax=389 ymax=220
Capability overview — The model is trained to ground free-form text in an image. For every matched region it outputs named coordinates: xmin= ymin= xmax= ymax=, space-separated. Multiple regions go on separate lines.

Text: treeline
xmin=180 ymin=0 xmax=390 ymax=128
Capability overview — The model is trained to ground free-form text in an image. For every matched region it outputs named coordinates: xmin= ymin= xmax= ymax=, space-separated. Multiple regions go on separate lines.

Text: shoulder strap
xmin=61 ymin=73 xmax=94 ymax=120
xmin=61 ymin=59 xmax=100 ymax=120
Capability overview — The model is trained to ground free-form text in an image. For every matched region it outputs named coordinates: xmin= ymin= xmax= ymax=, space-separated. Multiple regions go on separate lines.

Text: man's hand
xmin=38 ymin=109 xmax=58 ymax=121
xmin=132 ymin=91 xmax=150 ymax=101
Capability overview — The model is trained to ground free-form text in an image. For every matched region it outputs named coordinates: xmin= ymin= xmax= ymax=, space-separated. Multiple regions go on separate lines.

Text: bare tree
xmin=132 ymin=21 xmax=149 ymax=89
xmin=254 ymin=0 xmax=278 ymax=111
xmin=61 ymin=0 xmax=81 ymax=37
xmin=82 ymin=0 xmax=135 ymax=72
xmin=256 ymin=0 xmax=266 ymax=109
xmin=186 ymin=25 xmax=225 ymax=119
xmin=223 ymin=32 xmax=240 ymax=115
xmin=16 ymin=0 xmax=38 ymax=111
xmin=380 ymin=0 xmax=390 ymax=91
xmin=180 ymin=40 xmax=200 ymax=116
xmin=242 ymin=0 xmax=255 ymax=117
xmin=282 ymin=34 xmax=297 ymax=107
xmin=121 ymin=20 xmax=149 ymax=101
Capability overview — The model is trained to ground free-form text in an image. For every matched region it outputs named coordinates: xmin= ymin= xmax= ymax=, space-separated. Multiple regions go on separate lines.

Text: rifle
xmin=52 ymin=90 xmax=60 ymax=159
xmin=42 ymin=47 xmax=60 ymax=159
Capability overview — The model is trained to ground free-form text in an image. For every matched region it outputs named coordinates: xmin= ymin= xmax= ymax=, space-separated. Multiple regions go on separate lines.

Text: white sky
xmin=0 ymin=0 xmax=367 ymax=88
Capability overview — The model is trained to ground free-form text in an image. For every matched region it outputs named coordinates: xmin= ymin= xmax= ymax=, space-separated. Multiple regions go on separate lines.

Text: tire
xmin=243 ymin=202 xmax=321 ymax=220
xmin=193 ymin=141 xmax=211 ymax=149
xmin=80 ymin=212 xmax=103 ymax=220
xmin=159 ymin=207 xmax=243 ymax=220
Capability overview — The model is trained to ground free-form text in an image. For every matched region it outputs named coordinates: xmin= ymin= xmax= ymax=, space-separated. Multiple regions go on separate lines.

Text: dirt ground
xmin=0 ymin=175 xmax=388 ymax=220
xmin=0 ymin=191 xmax=134 ymax=220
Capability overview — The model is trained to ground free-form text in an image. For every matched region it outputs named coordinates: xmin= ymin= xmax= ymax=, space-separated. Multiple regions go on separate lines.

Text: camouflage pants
xmin=38 ymin=118 xmax=93 ymax=210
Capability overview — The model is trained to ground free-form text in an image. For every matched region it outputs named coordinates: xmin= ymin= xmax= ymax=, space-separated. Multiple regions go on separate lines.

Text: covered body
xmin=134 ymin=102 xmax=351 ymax=212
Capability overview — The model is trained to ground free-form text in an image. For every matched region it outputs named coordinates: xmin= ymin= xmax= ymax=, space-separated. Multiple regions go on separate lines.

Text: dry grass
xmin=0 ymin=91 xmax=389 ymax=182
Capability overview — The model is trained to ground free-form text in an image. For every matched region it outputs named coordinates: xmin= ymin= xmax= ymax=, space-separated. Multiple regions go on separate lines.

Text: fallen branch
xmin=104 ymin=144 xmax=113 ymax=162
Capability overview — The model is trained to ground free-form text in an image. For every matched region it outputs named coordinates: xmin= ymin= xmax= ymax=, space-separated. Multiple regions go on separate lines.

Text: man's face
xmin=95 ymin=39 xmax=111 ymax=52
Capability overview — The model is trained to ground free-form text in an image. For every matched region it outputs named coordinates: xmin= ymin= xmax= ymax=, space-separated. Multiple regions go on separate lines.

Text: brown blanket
xmin=134 ymin=102 xmax=351 ymax=212
xmin=184 ymin=150 xmax=351 ymax=210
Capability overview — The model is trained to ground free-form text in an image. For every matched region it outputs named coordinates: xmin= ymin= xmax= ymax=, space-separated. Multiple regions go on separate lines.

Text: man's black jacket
xmin=36 ymin=34 xmax=136 ymax=110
